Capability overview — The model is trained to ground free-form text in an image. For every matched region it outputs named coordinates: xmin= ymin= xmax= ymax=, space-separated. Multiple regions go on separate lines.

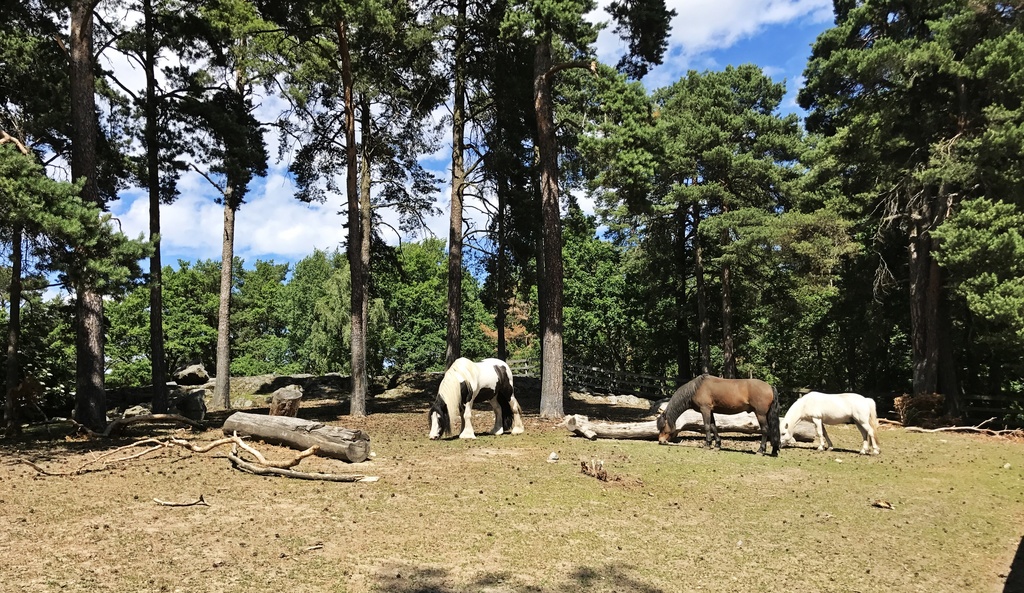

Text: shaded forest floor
xmin=2 ymin=374 xmax=1024 ymax=593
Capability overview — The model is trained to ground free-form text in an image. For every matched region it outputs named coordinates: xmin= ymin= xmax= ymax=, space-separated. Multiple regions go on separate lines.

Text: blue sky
xmin=106 ymin=0 xmax=835 ymax=273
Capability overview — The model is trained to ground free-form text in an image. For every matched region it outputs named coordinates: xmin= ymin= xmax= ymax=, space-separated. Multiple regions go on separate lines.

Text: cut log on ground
xmin=564 ymin=411 xmax=818 ymax=442
xmin=269 ymin=386 xmax=303 ymax=417
xmin=222 ymin=412 xmax=370 ymax=463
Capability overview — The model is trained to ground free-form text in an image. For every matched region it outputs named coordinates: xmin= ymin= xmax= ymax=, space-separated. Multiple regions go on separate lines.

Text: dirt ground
xmin=2 ymin=375 xmax=1024 ymax=593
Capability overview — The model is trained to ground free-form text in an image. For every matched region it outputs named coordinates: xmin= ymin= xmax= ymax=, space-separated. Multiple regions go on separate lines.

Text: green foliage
xmin=377 ymin=239 xmax=492 ymax=372
xmin=934 ymin=198 xmax=1024 ymax=347
xmin=230 ymin=259 xmax=294 ymax=376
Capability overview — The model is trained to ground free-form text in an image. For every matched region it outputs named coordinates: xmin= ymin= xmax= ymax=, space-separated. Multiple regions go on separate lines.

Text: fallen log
xmin=222 ymin=412 xmax=370 ymax=463
xmin=564 ymin=411 xmax=818 ymax=443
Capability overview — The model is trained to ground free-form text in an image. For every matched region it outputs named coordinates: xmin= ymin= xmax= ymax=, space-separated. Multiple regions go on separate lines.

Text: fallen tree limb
xmin=154 ymin=495 xmax=209 ymax=507
xmin=103 ymin=414 xmax=204 ymax=437
xmin=904 ymin=418 xmax=1023 ymax=437
xmin=227 ymin=448 xmax=378 ymax=482
xmin=18 ymin=438 xmax=176 ymax=476
xmin=564 ymin=412 xmax=818 ymax=442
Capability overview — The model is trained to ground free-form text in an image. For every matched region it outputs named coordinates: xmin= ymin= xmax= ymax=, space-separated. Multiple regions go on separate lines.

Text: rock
xmin=171 ymin=388 xmax=208 ymax=422
xmin=122 ymin=404 xmax=152 ymax=418
xmin=173 ymin=362 xmax=210 ymax=386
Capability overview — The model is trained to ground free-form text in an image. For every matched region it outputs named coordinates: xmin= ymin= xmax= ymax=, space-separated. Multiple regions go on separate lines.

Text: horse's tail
xmin=495 ymin=365 xmax=515 ymax=432
xmin=767 ymin=386 xmax=781 ymax=455
xmin=869 ymin=398 xmax=880 ymax=442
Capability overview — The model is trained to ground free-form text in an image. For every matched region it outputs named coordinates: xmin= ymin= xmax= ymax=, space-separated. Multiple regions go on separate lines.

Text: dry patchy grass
xmin=2 ymin=378 xmax=1024 ymax=593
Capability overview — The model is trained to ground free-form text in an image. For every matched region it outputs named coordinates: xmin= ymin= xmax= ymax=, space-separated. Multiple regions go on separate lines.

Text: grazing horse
xmin=656 ymin=374 xmax=780 ymax=456
xmin=428 ymin=357 xmax=525 ymax=440
xmin=780 ymin=391 xmax=880 ymax=455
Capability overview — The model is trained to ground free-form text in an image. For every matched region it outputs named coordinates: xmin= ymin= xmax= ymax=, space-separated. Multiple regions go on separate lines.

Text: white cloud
xmin=592 ymin=0 xmax=831 ymax=86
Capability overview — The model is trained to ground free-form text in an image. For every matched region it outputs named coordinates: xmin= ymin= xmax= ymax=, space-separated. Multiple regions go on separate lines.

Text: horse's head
xmin=427 ymin=399 xmax=450 ymax=440
xmin=779 ymin=419 xmax=796 ymax=446
xmin=656 ymin=414 xmax=677 ymax=445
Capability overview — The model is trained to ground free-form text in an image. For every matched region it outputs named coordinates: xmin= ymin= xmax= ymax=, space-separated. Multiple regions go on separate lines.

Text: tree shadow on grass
xmin=1005 ymin=537 xmax=1024 ymax=593
xmin=370 ymin=562 xmax=664 ymax=593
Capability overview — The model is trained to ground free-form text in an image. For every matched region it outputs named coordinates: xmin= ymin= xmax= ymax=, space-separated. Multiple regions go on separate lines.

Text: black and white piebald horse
xmin=428 ymin=357 xmax=525 ymax=440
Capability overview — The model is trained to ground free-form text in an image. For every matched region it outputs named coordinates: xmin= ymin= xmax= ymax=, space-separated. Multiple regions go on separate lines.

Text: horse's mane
xmin=430 ymin=361 xmax=474 ymax=436
xmin=663 ymin=374 xmax=708 ymax=423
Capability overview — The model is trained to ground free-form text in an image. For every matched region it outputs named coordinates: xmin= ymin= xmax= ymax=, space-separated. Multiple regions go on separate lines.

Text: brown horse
xmin=656 ymin=374 xmax=780 ymax=455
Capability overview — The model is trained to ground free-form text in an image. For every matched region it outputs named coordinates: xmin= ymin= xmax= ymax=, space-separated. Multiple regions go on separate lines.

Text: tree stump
xmin=269 ymin=385 xmax=302 ymax=417
xmin=222 ymin=412 xmax=370 ymax=463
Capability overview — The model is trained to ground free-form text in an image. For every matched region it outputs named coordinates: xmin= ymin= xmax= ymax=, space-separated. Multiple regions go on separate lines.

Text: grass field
xmin=2 ymin=377 xmax=1023 ymax=593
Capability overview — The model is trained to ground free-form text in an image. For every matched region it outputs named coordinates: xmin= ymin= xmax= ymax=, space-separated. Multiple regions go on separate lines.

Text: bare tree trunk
xmin=909 ymin=194 xmax=937 ymax=396
xmin=534 ymin=37 xmax=564 ymax=418
xmin=5 ymin=225 xmax=23 ymax=436
xmin=71 ymin=0 xmax=107 ymax=431
xmin=144 ymin=0 xmax=167 ymax=413
xmin=445 ymin=0 xmax=467 ymax=369
xmin=692 ymin=205 xmax=710 ymax=375
xmin=674 ymin=203 xmax=690 ymax=380
xmin=355 ymin=94 xmax=373 ymax=414
xmin=495 ymin=176 xmax=508 ymax=361
xmin=338 ymin=19 xmax=367 ymax=416
xmin=214 ymin=193 xmax=236 ymax=409
xmin=721 ymin=256 xmax=736 ymax=379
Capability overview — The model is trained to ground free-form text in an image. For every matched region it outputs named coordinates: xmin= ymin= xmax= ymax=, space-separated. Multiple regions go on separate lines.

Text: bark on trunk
xmin=496 ymin=176 xmax=508 ymax=360
xmin=5 ymin=225 xmax=23 ymax=436
xmin=721 ymin=235 xmax=737 ymax=378
xmin=70 ymin=0 xmax=107 ymax=432
xmin=338 ymin=20 xmax=367 ymax=416
xmin=222 ymin=412 xmax=370 ymax=463
xmin=445 ymin=0 xmax=467 ymax=369
xmin=214 ymin=196 xmax=236 ymax=409
xmin=693 ymin=204 xmax=710 ymax=375
xmin=674 ymin=203 xmax=690 ymax=379
xmin=144 ymin=0 xmax=167 ymax=413
xmin=534 ymin=38 xmax=565 ymax=419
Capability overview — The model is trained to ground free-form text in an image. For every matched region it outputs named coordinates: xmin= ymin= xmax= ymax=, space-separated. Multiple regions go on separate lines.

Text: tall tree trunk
xmin=495 ymin=174 xmax=508 ymax=361
xmin=692 ymin=204 xmax=710 ymax=375
xmin=214 ymin=192 xmax=236 ymax=409
xmin=70 ymin=0 xmax=107 ymax=431
xmin=720 ymin=255 xmax=736 ymax=378
xmin=352 ymin=93 xmax=372 ymax=416
xmin=533 ymin=37 xmax=564 ymax=418
xmin=908 ymin=192 xmax=938 ymax=396
xmin=144 ymin=0 xmax=167 ymax=413
xmin=445 ymin=0 xmax=467 ymax=368
xmin=5 ymin=225 xmax=23 ymax=436
xmin=673 ymin=202 xmax=690 ymax=381
xmin=339 ymin=18 xmax=367 ymax=416
xmin=909 ymin=184 xmax=961 ymax=412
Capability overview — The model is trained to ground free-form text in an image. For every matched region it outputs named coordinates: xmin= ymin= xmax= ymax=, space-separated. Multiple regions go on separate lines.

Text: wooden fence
xmin=506 ymin=359 xmax=1021 ymax=425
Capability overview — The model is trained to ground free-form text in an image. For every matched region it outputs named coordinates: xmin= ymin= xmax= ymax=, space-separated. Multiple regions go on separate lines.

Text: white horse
xmin=428 ymin=357 xmax=525 ymax=440
xmin=780 ymin=391 xmax=880 ymax=455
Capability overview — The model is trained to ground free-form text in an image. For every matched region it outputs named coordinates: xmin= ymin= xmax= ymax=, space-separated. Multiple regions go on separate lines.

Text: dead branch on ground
xmin=18 ymin=433 xmax=378 ymax=482
xmin=904 ymin=417 xmax=1024 ymax=438
xmin=228 ymin=445 xmax=378 ymax=482
xmin=154 ymin=495 xmax=209 ymax=507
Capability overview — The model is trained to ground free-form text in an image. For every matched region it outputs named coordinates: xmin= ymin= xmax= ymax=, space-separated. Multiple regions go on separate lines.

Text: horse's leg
xmin=709 ymin=412 xmax=722 ymax=449
xmin=458 ymin=397 xmax=477 ymax=439
xmin=856 ymin=421 xmax=878 ymax=455
xmin=701 ymin=410 xmax=715 ymax=449
xmin=755 ymin=412 xmax=768 ymax=455
xmin=488 ymin=398 xmax=504 ymax=435
xmin=820 ymin=423 xmax=834 ymax=451
xmin=812 ymin=418 xmax=827 ymax=451
xmin=509 ymin=395 xmax=525 ymax=435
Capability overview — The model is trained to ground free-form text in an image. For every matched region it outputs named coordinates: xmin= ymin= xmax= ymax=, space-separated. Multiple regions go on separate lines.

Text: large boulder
xmin=173 ymin=362 xmax=210 ymax=386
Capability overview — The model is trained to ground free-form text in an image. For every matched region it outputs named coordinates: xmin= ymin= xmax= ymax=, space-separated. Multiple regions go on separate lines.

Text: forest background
xmin=2 ymin=0 xmax=1024 ymax=432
